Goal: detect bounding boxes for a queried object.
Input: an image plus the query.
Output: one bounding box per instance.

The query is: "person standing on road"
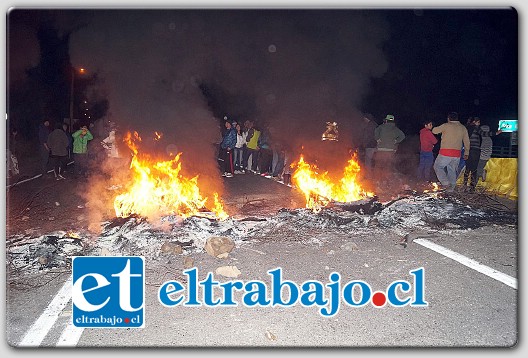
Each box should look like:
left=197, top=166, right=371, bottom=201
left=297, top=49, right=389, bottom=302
left=62, top=123, right=73, bottom=160
left=417, top=120, right=438, bottom=183
left=462, top=117, right=502, bottom=192
left=38, top=119, right=51, bottom=176
left=476, top=125, right=494, bottom=183
left=233, top=123, right=247, bottom=174
left=243, top=120, right=261, bottom=172
left=47, top=122, right=70, bottom=180
left=360, top=114, right=379, bottom=171
left=462, top=117, right=483, bottom=192
left=7, top=127, right=20, bottom=178
left=219, top=120, right=237, bottom=178
left=432, top=112, right=470, bottom=192
left=374, top=114, right=405, bottom=185
left=257, top=127, right=273, bottom=176
left=72, top=124, right=94, bottom=177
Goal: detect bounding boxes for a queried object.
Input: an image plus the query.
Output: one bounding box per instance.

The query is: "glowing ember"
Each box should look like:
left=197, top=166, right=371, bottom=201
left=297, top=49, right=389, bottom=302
left=114, top=131, right=228, bottom=220
left=154, top=131, right=163, bottom=141
left=423, top=182, right=441, bottom=193
left=292, top=154, right=374, bottom=212
left=66, top=230, right=81, bottom=239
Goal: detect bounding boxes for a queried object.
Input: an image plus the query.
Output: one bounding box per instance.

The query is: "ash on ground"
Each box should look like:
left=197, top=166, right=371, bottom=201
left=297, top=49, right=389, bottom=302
left=6, top=192, right=517, bottom=279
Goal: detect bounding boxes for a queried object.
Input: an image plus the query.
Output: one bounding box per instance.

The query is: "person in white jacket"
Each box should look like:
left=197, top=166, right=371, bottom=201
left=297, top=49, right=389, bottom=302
left=102, top=129, right=120, bottom=159
left=233, top=123, right=247, bottom=174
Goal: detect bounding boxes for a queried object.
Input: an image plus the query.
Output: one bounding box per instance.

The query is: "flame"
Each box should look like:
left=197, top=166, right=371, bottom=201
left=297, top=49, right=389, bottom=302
left=423, top=182, right=440, bottom=193
left=292, top=154, right=374, bottom=212
left=66, top=230, right=80, bottom=239
left=113, top=131, right=228, bottom=220
left=154, top=131, right=163, bottom=141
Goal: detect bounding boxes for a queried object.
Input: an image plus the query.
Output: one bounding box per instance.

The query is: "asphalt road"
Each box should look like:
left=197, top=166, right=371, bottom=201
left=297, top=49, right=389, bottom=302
left=3, top=172, right=520, bottom=349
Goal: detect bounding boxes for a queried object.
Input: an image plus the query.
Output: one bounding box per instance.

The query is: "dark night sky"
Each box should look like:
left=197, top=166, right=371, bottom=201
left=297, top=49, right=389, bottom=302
left=6, top=7, right=518, bottom=152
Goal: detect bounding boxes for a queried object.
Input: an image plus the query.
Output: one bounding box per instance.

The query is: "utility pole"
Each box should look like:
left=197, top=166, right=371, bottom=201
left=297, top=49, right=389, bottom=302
left=69, top=67, right=85, bottom=133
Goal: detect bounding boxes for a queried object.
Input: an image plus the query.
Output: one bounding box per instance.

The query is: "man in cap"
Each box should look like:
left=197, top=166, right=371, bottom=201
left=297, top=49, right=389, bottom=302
left=373, top=114, right=406, bottom=184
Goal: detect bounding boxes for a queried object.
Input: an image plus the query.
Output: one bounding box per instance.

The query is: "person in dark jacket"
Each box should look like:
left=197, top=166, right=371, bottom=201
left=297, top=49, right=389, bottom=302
left=220, top=120, right=237, bottom=178
left=374, top=114, right=405, bottom=183
left=47, top=122, right=70, bottom=179
left=462, top=117, right=501, bottom=192
left=360, top=114, right=378, bottom=170
left=38, top=119, right=51, bottom=176
left=62, top=123, right=73, bottom=160
left=257, top=127, right=273, bottom=176
left=477, top=125, right=494, bottom=182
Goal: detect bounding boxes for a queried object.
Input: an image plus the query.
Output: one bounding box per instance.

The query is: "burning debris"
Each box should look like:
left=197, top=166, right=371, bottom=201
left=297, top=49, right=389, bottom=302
left=291, top=154, right=374, bottom=212
left=321, top=121, right=339, bottom=141
left=113, top=131, right=228, bottom=220
left=6, top=173, right=516, bottom=280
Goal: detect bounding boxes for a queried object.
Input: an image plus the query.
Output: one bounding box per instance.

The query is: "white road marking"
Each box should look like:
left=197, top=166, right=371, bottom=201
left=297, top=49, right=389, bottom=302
left=7, top=161, right=75, bottom=189
left=18, top=276, right=73, bottom=347
left=56, top=320, right=84, bottom=347
left=414, top=238, right=517, bottom=289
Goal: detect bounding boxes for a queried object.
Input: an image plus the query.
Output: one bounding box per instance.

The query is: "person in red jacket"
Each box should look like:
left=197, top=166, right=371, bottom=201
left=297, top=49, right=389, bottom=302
left=417, top=120, right=438, bottom=182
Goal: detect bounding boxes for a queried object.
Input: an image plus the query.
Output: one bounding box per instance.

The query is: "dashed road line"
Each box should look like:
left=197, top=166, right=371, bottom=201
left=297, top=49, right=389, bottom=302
left=414, top=238, right=517, bottom=289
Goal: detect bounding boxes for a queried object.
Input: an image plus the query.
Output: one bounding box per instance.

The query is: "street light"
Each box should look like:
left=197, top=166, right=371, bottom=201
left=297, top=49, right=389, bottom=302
left=69, top=67, right=86, bottom=133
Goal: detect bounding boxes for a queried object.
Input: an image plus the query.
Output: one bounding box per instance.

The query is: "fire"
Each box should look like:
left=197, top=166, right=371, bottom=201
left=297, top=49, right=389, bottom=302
left=66, top=230, right=80, bottom=239
left=292, top=154, right=374, bottom=212
left=154, top=131, right=163, bottom=141
left=113, top=131, right=228, bottom=220
left=423, top=182, right=441, bottom=197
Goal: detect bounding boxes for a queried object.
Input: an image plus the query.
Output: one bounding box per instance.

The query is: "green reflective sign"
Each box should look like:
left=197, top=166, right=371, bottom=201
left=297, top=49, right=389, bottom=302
left=498, top=120, right=518, bottom=132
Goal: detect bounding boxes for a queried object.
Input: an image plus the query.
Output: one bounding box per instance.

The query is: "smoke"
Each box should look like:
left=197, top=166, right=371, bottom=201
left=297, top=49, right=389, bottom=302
left=68, top=10, right=389, bottom=213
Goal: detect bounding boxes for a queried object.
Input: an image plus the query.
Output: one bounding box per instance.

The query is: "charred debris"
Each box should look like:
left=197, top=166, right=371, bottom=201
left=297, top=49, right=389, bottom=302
left=6, top=190, right=516, bottom=279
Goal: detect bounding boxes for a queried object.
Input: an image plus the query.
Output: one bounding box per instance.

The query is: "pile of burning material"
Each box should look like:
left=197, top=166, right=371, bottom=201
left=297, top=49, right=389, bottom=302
left=291, top=154, right=374, bottom=212
left=6, top=191, right=515, bottom=279
left=113, top=131, right=227, bottom=220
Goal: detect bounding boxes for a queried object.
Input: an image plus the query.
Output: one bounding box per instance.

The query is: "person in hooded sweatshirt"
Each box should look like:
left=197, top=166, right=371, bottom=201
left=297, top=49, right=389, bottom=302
left=374, top=114, right=406, bottom=183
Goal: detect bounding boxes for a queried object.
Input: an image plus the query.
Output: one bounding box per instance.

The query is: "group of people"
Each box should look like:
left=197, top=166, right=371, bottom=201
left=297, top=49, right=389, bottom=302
left=430, top=113, right=500, bottom=192
left=37, top=118, right=115, bottom=180
left=17, top=110, right=500, bottom=196
left=360, top=111, right=501, bottom=193
left=39, top=118, right=94, bottom=180
left=218, top=118, right=292, bottom=184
